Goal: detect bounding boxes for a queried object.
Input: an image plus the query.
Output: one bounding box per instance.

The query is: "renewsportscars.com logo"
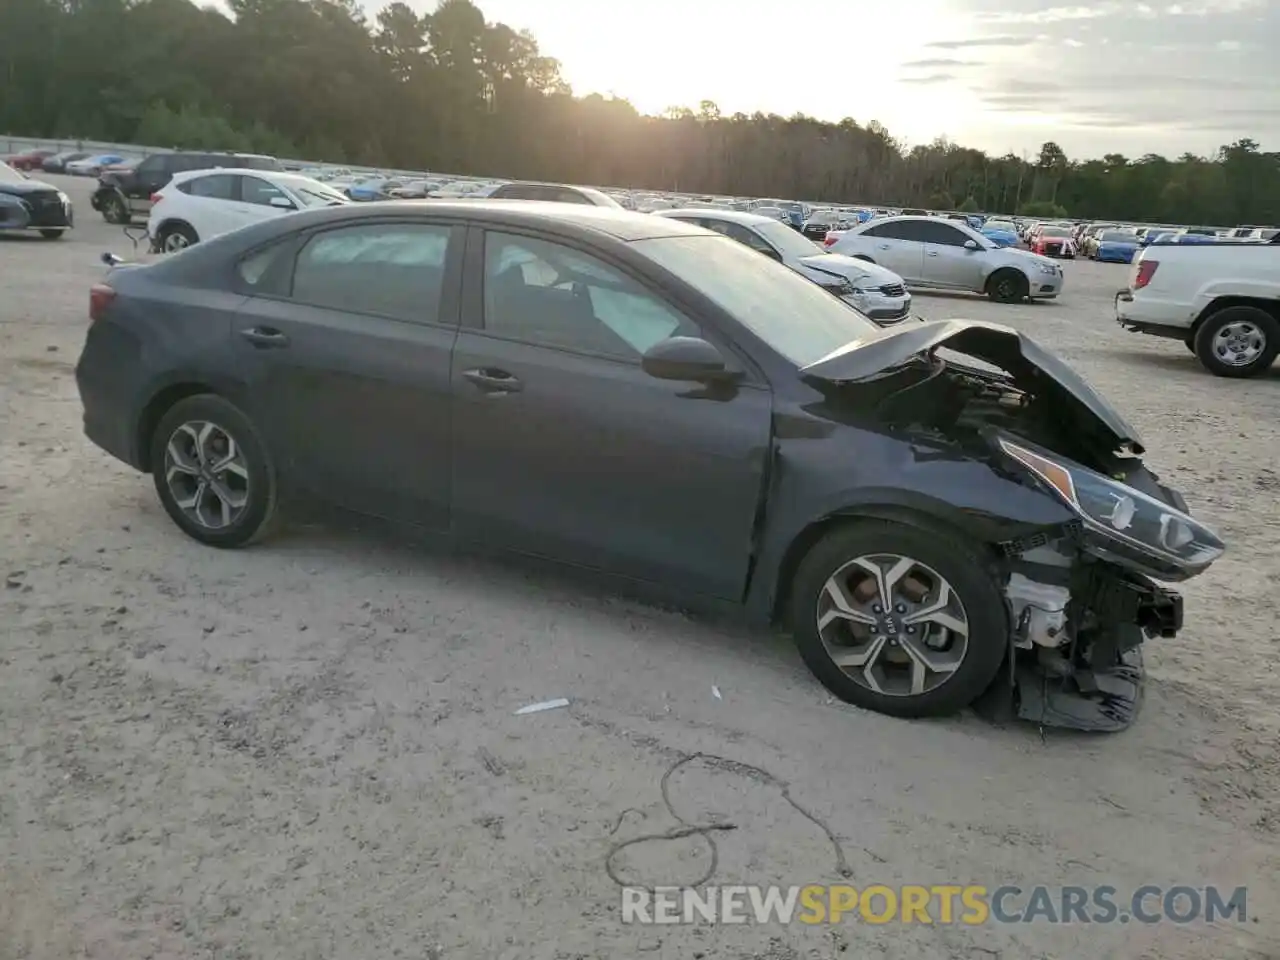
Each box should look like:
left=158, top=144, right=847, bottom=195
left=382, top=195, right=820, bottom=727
left=621, top=885, right=1248, bottom=926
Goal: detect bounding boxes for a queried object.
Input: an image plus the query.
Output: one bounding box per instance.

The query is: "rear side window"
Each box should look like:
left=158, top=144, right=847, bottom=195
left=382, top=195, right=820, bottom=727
left=290, top=223, right=452, bottom=324
left=181, top=174, right=238, bottom=200
left=862, top=221, right=927, bottom=241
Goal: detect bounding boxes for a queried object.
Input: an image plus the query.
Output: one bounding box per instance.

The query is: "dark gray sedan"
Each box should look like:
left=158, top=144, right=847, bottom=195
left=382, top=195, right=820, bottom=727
left=75, top=201, right=1223, bottom=728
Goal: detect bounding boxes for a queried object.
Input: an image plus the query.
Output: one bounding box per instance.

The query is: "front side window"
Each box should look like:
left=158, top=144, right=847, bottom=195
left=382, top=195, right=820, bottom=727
left=291, top=223, right=452, bottom=324
left=482, top=232, right=698, bottom=361
left=917, top=221, right=972, bottom=246
left=241, top=176, right=293, bottom=208
left=185, top=174, right=237, bottom=200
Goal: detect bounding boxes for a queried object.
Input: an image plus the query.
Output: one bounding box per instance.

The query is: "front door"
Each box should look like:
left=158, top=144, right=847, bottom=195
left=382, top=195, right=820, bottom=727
left=919, top=220, right=986, bottom=290
left=450, top=227, right=772, bottom=600
left=232, top=220, right=463, bottom=528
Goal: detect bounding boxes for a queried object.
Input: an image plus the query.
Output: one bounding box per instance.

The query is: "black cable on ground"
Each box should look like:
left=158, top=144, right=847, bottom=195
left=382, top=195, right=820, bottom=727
left=604, top=752, right=852, bottom=890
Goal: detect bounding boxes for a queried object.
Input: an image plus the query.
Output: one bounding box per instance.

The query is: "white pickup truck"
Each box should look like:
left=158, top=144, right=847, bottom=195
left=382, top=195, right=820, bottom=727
left=1115, top=236, right=1280, bottom=377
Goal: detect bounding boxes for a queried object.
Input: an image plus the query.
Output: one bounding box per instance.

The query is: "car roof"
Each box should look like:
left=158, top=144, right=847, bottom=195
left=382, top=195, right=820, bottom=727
left=657, top=208, right=778, bottom=228
left=208, top=199, right=708, bottom=243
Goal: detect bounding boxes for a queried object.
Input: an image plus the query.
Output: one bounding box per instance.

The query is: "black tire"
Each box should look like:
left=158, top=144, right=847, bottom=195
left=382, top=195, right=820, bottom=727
left=788, top=519, right=1008, bottom=719
left=986, top=268, right=1028, bottom=304
left=156, top=221, right=198, bottom=253
left=1192, top=305, right=1280, bottom=378
left=101, top=194, right=129, bottom=224
left=149, top=394, right=279, bottom=548
left=39, top=229, right=64, bottom=240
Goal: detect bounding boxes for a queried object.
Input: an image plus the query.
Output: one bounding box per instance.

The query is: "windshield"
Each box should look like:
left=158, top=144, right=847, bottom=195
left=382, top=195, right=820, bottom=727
left=1039, top=227, right=1070, bottom=238
left=755, top=219, right=824, bottom=258
left=290, top=180, right=350, bottom=207
left=635, top=234, right=882, bottom=368
left=985, top=220, right=1015, bottom=231
left=1100, top=231, right=1135, bottom=242
left=0, top=161, right=26, bottom=184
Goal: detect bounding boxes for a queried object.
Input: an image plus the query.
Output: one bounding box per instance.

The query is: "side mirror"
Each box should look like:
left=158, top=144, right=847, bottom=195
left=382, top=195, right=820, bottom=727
left=963, top=239, right=980, bottom=251
left=269, top=196, right=295, bottom=209
left=642, top=336, right=735, bottom=382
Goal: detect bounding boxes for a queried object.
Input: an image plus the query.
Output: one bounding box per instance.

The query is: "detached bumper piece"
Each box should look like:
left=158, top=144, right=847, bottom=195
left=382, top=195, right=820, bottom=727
left=994, top=568, right=1181, bottom=732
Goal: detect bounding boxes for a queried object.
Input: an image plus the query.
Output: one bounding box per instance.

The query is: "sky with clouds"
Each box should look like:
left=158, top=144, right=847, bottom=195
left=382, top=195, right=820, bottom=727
left=393, top=0, right=1277, bottom=159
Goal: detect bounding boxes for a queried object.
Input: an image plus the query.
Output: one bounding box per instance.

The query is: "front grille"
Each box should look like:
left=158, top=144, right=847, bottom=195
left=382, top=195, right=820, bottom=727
left=879, top=283, right=907, bottom=297
left=1043, top=242, right=1063, bottom=255
left=24, top=191, right=70, bottom=228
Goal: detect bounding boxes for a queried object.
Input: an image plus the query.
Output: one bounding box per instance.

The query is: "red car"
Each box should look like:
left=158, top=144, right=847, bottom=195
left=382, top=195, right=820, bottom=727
left=4, top=149, right=57, bottom=171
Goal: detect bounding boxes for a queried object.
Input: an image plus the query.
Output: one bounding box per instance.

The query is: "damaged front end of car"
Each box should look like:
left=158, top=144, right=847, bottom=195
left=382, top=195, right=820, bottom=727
left=802, top=319, right=1226, bottom=731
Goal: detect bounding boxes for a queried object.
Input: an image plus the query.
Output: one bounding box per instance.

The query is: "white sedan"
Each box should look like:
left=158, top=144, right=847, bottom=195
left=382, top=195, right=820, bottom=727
left=147, top=168, right=349, bottom=253
left=655, top=208, right=914, bottom=324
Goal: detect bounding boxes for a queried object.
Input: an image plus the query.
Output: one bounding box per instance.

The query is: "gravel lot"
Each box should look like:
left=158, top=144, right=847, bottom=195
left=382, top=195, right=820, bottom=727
left=2, top=174, right=1278, bottom=960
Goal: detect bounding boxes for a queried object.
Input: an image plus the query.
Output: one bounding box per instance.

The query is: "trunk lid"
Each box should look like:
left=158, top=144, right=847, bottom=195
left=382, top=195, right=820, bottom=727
left=800, top=318, right=1145, bottom=454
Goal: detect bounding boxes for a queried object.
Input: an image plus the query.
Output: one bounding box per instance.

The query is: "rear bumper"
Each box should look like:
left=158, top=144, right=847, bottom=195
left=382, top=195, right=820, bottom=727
left=1114, top=290, right=1192, bottom=336
left=75, top=320, right=148, bottom=471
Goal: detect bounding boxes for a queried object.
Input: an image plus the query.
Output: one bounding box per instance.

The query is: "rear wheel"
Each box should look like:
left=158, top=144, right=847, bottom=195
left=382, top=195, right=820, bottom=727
left=986, top=268, right=1028, bottom=303
left=157, top=221, right=198, bottom=253
left=149, top=394, right=278, bottom=547
left=101, top=193, right=129, bottom=224
left=39, top=229, right=64, bottom=240
left=1193, top=305, right=1280, bottom=378
left=789, top=520, right=1008, bottom=718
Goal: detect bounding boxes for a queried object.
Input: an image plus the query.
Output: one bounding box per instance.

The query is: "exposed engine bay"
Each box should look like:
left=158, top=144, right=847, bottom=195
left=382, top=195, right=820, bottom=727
left=803, top=324, right=1202, bottom=731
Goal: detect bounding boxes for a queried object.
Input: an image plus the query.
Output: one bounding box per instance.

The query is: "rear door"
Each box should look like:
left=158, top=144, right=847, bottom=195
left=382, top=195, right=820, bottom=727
left=449, top=227, right=773, bottom=599
left=175, top=173, right=242, bottom=240
left=855, top=221, right=926, bottom=281
left=231, top=219, right=463, bottom=528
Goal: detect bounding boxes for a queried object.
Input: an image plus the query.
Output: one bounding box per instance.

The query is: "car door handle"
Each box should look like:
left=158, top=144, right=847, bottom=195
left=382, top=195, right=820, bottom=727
left=462, top=368, right=522, bottom=393
left=926, top=251, right=940, bottom=257
left=877, top=244, right=890, bottom=250
left=239, top=326, right=289, bottom=348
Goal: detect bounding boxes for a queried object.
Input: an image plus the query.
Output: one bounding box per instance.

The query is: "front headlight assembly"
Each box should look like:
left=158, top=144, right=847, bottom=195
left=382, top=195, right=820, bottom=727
left=1037, top=262, right=1058, bottom=275
left=999, top=437, right=1225, bottom=577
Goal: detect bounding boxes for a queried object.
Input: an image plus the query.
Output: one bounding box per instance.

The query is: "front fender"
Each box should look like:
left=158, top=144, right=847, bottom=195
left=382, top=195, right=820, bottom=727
left=743, top=428, right=1077, bottom=622
left=0, top=193, right=33, bottom=230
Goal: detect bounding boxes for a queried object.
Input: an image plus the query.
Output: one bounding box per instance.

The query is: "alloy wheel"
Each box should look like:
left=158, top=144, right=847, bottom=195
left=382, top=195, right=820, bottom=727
left=815, top=553, right=970, bottom=697
left=162, top=231, right=190, bottom=252
left=1211, top=320, right=1265, bottom=368
left=162, top=421, right=250, bottom=530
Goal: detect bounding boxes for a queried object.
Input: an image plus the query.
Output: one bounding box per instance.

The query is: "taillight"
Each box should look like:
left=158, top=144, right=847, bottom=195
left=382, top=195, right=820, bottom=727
left=1134, top=260, right=1159, bottom=290
left=89, top=283, right=115, bottom=323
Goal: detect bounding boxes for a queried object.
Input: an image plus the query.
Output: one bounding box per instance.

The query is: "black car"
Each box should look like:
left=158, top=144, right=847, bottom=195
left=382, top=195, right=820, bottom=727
left=91, top=150, right=281, bottom=224
left=0, top=161, right=73, bottom=238
left=74, top=202, right=1223, bottom=729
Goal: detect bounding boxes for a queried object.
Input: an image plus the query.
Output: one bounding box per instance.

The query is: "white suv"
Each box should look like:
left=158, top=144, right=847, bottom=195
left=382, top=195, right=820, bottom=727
left=829, top=215, right=1064, bottom=303
left=147, top=168, right=348, bottom=253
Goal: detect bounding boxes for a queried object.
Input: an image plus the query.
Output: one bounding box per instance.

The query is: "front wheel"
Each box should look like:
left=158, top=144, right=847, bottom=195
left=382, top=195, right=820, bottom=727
left=986, top=268, right=1028, bottom=303
left=1193, top=305, right=1280, bottom=378
left=39, top=229, right=64, bottom=240
left=149, top=394, right=279, bottom=547
left=101, top=193, right=129, bottom=224
left=788, top=520, right=1009, bottom=718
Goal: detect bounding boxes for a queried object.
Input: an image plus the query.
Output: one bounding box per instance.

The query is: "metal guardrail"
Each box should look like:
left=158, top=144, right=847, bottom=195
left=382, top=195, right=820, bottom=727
left=0, top=134, right=486, bottom=184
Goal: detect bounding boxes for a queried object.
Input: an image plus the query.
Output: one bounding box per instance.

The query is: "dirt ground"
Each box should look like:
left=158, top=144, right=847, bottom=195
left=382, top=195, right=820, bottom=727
left=1, top=175, right=1278, bottom=960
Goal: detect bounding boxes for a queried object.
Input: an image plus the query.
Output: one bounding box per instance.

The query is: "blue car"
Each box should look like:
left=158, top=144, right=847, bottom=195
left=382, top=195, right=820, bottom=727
left=1093, top=230, right=1140, bottom=263
left=981, top=220, right=1019, bottom=248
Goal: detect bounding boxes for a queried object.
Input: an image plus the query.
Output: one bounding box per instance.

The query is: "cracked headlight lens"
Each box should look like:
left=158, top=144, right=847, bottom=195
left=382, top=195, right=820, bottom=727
left=999, top=437, right=1225, bottom=572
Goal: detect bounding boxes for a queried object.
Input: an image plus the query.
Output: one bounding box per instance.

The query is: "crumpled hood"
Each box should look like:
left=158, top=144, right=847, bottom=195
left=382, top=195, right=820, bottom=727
left=798, top=252, right=905, bottom=288
left=800, top=318, right=1145, bottom=454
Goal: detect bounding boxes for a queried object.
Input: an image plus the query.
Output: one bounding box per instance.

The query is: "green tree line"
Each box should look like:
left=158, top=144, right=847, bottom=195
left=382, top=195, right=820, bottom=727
left=3, top=0, right=1277, bottom=224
